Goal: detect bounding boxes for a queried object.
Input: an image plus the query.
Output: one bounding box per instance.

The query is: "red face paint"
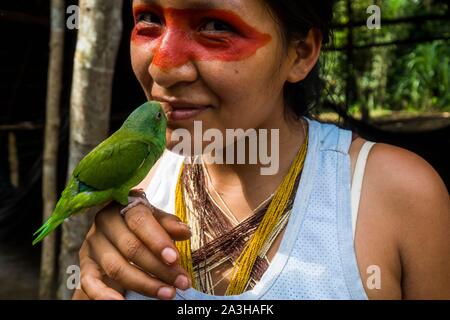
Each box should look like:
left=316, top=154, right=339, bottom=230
left=131, top=4, right=272, bottom=70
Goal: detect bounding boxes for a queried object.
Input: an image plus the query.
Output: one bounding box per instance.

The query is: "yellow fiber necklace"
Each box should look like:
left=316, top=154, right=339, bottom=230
left=175, top=130, right=308, bottom=295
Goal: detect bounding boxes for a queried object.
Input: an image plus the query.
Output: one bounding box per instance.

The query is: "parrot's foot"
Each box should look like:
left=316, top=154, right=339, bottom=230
left=120, top=189, right=151, bottom=217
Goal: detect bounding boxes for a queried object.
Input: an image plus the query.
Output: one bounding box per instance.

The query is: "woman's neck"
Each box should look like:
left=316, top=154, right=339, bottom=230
left=201, top=114, right=307, bottom=222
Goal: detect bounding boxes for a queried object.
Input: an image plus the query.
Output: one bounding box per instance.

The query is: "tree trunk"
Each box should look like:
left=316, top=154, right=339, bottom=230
left=7, top=132, right=19, bottom=187
left=57, top=0, right=123, bottom=300
left=345, top=0, right=355, bottom=117
left=40, top=0, right=65, bottom=300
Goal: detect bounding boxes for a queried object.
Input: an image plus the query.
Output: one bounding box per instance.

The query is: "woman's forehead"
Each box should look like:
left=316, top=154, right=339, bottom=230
left=133, top=0, right=263, bottom=14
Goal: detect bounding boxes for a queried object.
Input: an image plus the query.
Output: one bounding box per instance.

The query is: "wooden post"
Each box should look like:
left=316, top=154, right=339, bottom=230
left=39, top=0, right=65, bottom=300
left=57, top=0, right=123, bottom=300
left=7, top=132, right=19, bottom=187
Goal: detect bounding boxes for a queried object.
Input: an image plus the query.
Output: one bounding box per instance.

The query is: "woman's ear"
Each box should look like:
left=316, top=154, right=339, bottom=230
left=286, top=28, right=323, bottom=83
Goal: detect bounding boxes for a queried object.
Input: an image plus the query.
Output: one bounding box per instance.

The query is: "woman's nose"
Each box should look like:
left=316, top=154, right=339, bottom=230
left=148, top=30, right=199, bottom=88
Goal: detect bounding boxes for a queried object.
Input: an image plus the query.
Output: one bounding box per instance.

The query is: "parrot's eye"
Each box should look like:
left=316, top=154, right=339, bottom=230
left=156, top=112, right=162, bottom=120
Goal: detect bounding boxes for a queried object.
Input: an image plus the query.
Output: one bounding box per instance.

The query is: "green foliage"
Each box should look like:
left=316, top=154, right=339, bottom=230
left=320, top=0, right=450, bottom=115
left=389, top=41, right=450, bottom=111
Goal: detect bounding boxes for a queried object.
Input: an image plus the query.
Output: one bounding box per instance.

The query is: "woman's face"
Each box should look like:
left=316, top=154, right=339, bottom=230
left=131, top=0, right=298, bottom=151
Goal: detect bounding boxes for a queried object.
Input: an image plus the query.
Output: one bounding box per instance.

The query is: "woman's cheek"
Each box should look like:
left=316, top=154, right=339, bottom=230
left=130, top=24, right=162, bottom=69
left=130, top=43, right=156, bottom=92
left=208, top=62, right=261, bottom=107
left=131, top=38, right=155, bottom=67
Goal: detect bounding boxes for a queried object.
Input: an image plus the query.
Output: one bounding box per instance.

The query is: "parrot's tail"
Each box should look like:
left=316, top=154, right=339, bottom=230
left=32, top=216, right=65, bottom=245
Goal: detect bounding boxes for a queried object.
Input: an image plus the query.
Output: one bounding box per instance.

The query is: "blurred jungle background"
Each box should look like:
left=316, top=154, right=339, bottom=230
left=0, top=0, right=449, bottom=299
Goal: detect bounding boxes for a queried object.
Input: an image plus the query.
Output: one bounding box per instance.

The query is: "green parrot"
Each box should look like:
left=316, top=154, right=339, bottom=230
left=33, top=101, right=167, bottom=245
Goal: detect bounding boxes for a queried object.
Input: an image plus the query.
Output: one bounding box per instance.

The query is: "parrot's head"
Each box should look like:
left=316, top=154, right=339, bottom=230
left=122, top=101, right=167, bottom=149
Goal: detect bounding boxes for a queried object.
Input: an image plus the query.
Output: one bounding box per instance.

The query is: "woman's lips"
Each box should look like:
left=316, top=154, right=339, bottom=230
left=166, top=104, right=212, bottom=122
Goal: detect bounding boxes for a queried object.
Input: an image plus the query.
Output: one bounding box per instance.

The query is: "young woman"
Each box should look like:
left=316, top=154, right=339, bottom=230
left=73, top=0, right=450, bottom=300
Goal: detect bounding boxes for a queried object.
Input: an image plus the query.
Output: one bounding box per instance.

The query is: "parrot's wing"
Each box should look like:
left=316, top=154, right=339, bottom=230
left=73, top=139, right=152, bottom=190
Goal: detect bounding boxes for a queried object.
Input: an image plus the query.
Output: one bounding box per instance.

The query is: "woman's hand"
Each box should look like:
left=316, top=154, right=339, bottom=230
left=75, top=196, right=192, bottom=300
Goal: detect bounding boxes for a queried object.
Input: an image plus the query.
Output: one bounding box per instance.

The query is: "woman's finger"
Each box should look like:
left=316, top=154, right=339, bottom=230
left=151, top=206, right=192, bottom=241
left=79, top=242, right=125, bottom=300
left=96, top=207, right=191, bottom=290
left=88, top=231, right=177, bottom=300
left=119, top=204, right=182, bottom=266
left=127, top=190, right=191, bottom=241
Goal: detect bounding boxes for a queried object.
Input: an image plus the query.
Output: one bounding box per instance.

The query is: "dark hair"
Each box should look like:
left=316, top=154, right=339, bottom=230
left=263, top=1, right=335, bottom=120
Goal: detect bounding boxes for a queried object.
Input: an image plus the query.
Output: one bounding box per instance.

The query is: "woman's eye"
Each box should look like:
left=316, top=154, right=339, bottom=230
left=136, top=12, right=163, bottom=25
left=200, top=20, right=235, bottom=33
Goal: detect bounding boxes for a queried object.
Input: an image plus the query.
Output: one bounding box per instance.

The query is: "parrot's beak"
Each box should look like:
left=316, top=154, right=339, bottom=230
left=161, top=106, right=168, bottom=121
left=159, top=101, right=171, bottom=119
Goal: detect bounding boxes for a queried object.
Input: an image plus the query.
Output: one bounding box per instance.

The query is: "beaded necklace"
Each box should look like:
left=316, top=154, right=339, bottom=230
left=175, top=124, right=308, bottom=295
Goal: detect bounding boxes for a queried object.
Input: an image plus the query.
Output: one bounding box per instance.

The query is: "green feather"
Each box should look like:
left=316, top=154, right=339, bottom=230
left=32, top=216, right=65, bottom=245
left=33, top=101, right=167, bottom=245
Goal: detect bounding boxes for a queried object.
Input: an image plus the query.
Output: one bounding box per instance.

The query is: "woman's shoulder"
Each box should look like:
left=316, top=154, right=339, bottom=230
left=352, top=137, right=449, bottom=221
left=348, top=133, right=449, bottom=227
left=365, top=140, right=449, bottom=243
left=354, top=138, right=450, bottom=298
left=363, top=141, right=448, bottom=209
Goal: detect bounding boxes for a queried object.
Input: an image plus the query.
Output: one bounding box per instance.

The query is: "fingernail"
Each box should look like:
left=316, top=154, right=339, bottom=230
left=161, top=247, right=177, bottom=264
left=180, top=223, right=192, bottom=236
left=178, top=222, right=191, bottom=231
left=174, top=275, right=190, bottom=290
left=157, top=287, right=174, bottom=300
